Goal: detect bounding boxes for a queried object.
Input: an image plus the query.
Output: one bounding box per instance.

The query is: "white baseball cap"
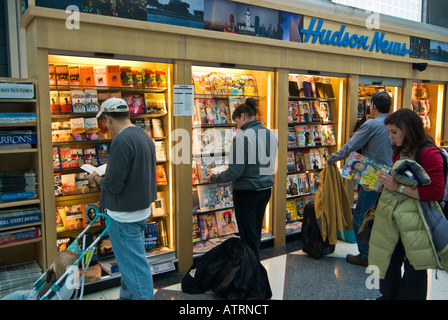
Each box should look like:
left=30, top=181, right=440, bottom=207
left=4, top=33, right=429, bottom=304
left=96, top=97, right=129, bottom=118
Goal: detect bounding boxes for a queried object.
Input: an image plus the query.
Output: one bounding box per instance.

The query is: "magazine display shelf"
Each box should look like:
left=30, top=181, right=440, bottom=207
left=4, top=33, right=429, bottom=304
left=191, top=66, right=275, bottom=255
left=0, top=78, right=46, bottom=270
left=411, top=82, right=446, bottom=141
left=47, top=55, right=175, bottom=286
left=285, top=74, right=343, bottom=236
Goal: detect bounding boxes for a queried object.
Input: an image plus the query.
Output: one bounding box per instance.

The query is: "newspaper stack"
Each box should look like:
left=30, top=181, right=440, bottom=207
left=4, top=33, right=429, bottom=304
left=0, top=169, right=38, bottom=202
left=0, top=261, right=42, bottom=298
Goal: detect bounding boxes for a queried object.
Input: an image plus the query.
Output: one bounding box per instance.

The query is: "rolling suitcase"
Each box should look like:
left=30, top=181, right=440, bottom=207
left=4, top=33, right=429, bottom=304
left=301, top=201, right=335, bottom=259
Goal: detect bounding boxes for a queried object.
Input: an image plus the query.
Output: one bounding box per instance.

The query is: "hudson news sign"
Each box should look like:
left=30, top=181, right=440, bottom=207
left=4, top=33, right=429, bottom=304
left=300, top=18, right=412, bottom=57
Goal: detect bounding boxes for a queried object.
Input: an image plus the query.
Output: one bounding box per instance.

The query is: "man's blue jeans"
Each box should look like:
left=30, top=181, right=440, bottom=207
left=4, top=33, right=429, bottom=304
left=107, top=217, right=154, bottom=300
left=353, top=188, right=381, bottom=259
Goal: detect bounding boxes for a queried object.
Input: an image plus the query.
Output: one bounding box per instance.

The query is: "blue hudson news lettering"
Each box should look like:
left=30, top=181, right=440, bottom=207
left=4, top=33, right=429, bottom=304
left=300, top=18, right=412, bottom=56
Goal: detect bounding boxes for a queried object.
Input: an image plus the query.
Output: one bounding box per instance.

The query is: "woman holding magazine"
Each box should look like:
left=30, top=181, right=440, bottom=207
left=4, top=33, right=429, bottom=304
left=375, top=108, right=444, bottom=300
left=204, top=98, right=278, bottom=260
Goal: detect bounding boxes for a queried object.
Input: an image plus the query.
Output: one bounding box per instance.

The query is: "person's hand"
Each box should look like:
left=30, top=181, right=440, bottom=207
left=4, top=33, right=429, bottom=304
left=204, top=172, right=213, bottom=182
left=87, top=172, right=99, bottom=184
left=378, top=171, right=399, bottom=191
left=327, top=154, right=338, bottom=165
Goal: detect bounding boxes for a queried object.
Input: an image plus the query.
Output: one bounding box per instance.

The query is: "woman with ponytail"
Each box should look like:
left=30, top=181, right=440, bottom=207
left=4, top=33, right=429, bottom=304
left=205, top=98, right=278, bottom=260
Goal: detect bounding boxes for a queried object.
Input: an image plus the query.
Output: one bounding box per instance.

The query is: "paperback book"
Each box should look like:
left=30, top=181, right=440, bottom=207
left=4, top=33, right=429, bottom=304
left=80, top=163, right=107, bottom=176
left=152, top=192, right=166, bottom=216
left=71, top=90, right=87, bottom=113
left=70, top=117, right=86, bottom=141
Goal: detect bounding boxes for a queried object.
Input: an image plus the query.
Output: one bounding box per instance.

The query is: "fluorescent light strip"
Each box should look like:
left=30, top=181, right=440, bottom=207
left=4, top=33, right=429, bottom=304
left=167, top=65, right=174, bottom=249
left=435, top=84, right=444, bottom=145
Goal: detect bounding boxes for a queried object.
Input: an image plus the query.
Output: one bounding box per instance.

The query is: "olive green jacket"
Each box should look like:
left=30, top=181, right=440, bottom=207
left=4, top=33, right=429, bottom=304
left=369, top=159, right=448, bottom=279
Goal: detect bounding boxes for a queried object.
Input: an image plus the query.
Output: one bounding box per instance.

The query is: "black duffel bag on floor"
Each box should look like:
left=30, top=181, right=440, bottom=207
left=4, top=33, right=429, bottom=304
left=181, top=237, right=272, bottom=300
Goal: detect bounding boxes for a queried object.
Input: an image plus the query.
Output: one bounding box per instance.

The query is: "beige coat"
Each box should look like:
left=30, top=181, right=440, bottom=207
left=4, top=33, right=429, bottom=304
left=314, top=164, right=353, bottom=245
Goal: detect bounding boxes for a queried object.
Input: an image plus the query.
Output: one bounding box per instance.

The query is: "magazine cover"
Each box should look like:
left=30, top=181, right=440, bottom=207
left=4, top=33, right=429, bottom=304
left=192, top=72, right=211, bottom=95
left=286, top=174, right=299, bottom=198
left=287, top=127, right=298, bottom=148
left=341, top=151, right=391, bottom=191
left=192, top=215, right=201, bottom=243
left=209, top=72, right=230, bottom=95
left=216, top=208, right=238, bottom=236
left=309, top=171, right=321, bottom=194
left=214, top=127, right=232, bottom=153
left=294, top=150, right=306, bottom=171
left=297, top=173, right=310, bottom=195
left=295, top=198, right=305, bottom=219
left=319, top=101, right=331, bottom=122
left=199, top=213, right=219, bottom=240
left=287, top=151, right=296, bottom=172
left=215, top=99, right=231, bottom=124
left=298, top=101, right=311, bottom=122
left=288, top=101, right=300, bottom=123
left=286, top=199, right=298, bottom=222
left=197, top=184, right=217, bottom=211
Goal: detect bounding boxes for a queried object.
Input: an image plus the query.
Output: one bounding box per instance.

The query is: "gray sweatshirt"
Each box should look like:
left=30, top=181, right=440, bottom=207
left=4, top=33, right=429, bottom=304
left=99, top=126, right=157, bottom=212
left=211, top=119, right=278, bottom=190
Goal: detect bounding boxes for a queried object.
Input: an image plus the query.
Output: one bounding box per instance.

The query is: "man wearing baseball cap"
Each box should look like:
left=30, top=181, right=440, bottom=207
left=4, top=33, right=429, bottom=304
left=87, top=97, right=157, bottom=300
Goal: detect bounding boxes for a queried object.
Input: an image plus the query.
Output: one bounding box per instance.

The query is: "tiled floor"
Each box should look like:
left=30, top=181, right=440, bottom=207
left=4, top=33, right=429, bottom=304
left=83, top=240, right=448, bottom=300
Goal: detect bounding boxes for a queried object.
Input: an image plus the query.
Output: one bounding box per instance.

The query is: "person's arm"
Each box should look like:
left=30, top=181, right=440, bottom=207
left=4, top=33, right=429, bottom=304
left=87, top=172, right=102, bottom=185
left=417, top=147, right=444, bottom=201
left=378, top=147, right=444, bottom=201
left=208, top=134, right=246, bottom=183
left=327, top=122, right=373, bottom=164
left=378, top=171, right=420, bottom=199
left=99, top=140, right=131, bottom=194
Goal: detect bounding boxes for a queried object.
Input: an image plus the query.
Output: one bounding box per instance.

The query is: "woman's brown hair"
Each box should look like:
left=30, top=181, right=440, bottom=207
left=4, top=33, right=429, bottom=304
left=384, top=108, right=434, bottom=157
left=231, top=98, right=260, bottom=121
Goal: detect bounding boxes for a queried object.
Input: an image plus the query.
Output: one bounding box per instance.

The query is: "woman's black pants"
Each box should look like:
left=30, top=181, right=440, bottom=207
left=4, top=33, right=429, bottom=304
left=379, top=239, right=428, bottom=300
left=233, top=188, right=271, bottom=260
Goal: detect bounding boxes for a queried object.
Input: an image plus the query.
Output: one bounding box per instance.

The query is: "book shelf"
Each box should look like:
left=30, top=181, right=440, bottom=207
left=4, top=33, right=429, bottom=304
left=191, top=66, right=274, bottom=255
left=286, top=74, right=345, bottom=235
left=0, top=78, right=46, bottom=271
left=46, top=55, right=175, bottom=283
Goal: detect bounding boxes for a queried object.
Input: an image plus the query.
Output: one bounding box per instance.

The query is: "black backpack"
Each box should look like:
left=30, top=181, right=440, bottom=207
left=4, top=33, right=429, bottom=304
left=415, top=143, right=448, bottom=219
left=181, top=237, right=272, bottom=300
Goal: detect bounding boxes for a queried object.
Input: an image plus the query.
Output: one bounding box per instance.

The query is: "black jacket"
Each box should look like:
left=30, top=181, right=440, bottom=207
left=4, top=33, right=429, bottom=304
left=181, top=237, right=272, bottom=300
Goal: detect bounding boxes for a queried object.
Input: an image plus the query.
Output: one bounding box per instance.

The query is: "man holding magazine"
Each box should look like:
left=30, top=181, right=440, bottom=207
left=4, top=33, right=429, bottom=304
left=327, top=91, right=392, bottom=267
left=87, top=97, right=157, bottom=300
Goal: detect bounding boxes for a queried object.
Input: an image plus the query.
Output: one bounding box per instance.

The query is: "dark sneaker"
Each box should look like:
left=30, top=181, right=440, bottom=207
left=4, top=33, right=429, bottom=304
left=346, top=254, right=368, bottom=267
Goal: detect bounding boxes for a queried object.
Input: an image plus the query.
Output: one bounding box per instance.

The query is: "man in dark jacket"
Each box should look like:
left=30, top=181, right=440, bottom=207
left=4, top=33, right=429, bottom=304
left=87, top=97, right=157, bottom=300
